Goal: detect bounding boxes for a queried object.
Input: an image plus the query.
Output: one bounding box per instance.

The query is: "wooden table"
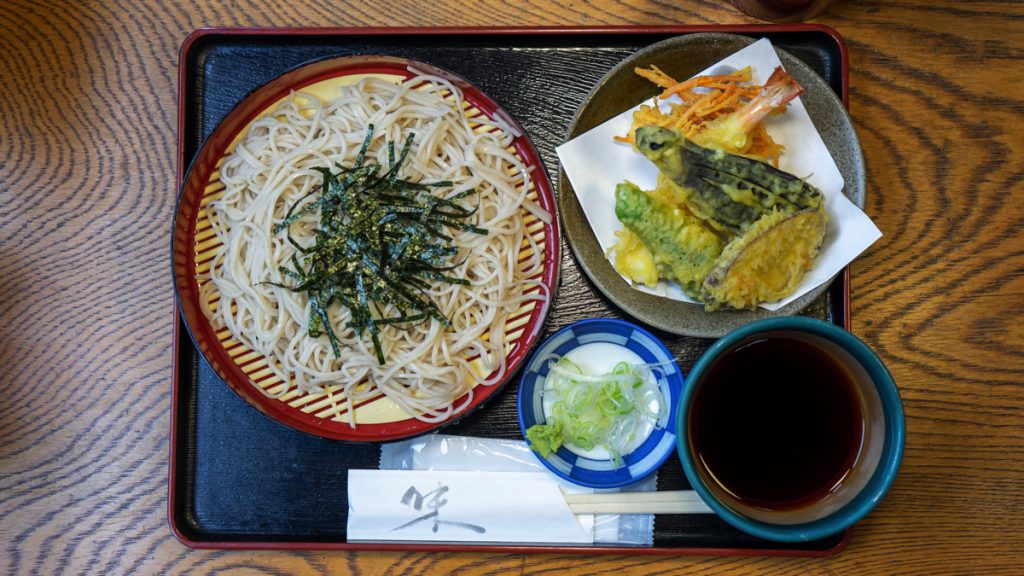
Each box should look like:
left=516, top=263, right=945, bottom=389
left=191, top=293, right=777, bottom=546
left=2, top=1, right=1022, bottom=574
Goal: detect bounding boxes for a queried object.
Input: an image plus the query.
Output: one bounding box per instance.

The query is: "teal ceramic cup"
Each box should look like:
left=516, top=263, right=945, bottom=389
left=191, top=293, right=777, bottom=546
left=676, top=316, right=904, bottom=542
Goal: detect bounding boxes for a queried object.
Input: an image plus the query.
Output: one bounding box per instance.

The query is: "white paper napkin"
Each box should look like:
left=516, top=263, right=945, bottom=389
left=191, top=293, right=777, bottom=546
left=556, top=38, right=882, bottom=310
left=347, top=470, right=594, bottom=544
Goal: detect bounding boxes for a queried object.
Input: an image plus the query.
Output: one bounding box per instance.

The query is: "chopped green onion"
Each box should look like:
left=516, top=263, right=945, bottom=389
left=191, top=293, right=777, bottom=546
left=526, top=356, right=667, bottom=467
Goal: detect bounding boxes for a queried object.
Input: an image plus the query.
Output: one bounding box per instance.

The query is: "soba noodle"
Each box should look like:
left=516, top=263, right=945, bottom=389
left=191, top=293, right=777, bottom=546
left=199, top=72, right=550, bottom=424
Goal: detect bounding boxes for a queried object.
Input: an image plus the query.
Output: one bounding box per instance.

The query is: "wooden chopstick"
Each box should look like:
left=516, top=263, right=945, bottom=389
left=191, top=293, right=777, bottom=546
left=563, top=490, right=714, bottom=514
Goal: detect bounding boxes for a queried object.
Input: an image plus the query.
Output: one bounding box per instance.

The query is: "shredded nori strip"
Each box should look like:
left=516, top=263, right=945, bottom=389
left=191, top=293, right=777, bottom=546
left=267, top=126, right=486, bottom=365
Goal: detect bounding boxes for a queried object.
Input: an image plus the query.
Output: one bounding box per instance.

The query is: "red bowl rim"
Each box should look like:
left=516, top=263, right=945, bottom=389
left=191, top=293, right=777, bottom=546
left=171, top=54, right=561, bottom=442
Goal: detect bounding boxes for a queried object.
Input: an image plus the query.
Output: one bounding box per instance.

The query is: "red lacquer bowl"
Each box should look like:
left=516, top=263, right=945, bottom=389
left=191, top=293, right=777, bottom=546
left=171, top=55, right=560, bottom=442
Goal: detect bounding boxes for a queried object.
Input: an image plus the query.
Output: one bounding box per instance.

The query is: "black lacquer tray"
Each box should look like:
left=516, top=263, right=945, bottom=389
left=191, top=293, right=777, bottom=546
left=170, top=25, right=852, bottom=555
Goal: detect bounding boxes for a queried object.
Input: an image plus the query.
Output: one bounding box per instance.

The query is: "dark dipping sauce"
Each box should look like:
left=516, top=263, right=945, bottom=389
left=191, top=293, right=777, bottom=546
left=689, top=333, right=864, bottom=510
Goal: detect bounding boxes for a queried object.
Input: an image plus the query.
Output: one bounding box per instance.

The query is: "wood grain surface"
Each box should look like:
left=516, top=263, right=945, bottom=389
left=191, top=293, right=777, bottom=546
left=2, top=1, right=1023, bottom=574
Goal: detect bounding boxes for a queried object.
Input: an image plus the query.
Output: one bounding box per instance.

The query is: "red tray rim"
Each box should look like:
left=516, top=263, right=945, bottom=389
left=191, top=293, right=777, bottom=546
left=169, top=23, right=853, bottom=556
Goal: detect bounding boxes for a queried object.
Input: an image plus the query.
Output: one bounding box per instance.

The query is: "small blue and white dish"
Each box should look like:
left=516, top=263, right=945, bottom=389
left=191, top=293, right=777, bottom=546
left=517, top=318, right=683, bottom=488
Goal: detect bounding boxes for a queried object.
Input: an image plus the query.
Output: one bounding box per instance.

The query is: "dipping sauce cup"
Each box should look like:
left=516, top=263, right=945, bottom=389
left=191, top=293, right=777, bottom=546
left=676, top=316, right=904, bottom=542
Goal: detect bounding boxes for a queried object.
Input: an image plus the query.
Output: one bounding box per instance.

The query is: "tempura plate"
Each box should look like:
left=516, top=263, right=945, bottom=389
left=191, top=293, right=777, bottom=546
left=558, top=33, right=865, bottom=337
